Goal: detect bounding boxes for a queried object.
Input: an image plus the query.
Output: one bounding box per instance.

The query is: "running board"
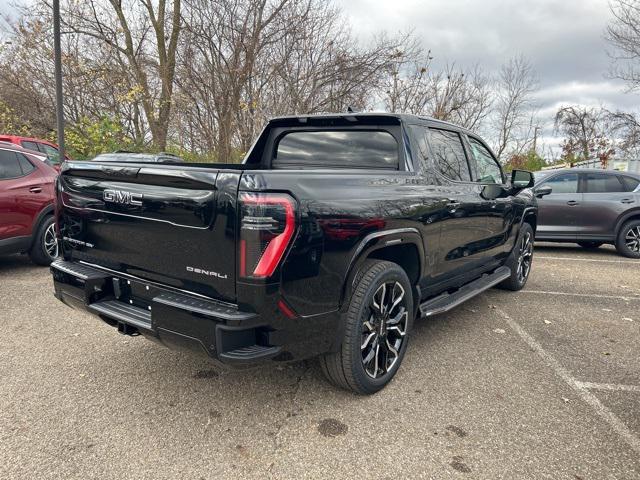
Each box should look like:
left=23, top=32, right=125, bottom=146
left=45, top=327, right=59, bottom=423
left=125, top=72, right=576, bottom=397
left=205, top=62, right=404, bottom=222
left=419, top=266, right=511, bottom=317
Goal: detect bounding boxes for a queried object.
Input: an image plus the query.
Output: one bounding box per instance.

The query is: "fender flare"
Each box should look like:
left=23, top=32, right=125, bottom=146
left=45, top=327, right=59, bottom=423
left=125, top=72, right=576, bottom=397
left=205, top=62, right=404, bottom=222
left=340, top=227, right=424, bottom=308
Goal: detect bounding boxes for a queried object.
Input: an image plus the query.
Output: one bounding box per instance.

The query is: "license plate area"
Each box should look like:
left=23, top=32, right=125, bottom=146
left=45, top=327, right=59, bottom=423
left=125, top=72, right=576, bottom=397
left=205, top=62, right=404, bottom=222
left=112, top=277, right=156, bottom=312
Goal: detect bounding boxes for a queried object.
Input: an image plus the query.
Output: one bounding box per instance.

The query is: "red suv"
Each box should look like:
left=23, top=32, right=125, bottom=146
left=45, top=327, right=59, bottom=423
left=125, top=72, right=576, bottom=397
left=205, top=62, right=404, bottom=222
left=0, top=135, right=68, bottom=170
left=0, top=142, right=59, bottom=265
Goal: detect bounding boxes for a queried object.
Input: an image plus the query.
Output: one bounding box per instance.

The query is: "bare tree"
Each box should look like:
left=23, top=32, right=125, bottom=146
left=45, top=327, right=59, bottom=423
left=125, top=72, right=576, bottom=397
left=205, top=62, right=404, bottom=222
left=429, top=64, right=493, bottom=130
left=60, top=0, right=182, bottom=149
left=492, top=55, right=538, bottom=160
left=554, top=106, right=615, bottom=166
left=382, top=36, right=434, bottom=114
left=606, top=0, right=640, bottom=92
left=607, top=110, right=640, bottom=157
left=380, top=41, right=493, bottom=131
left=177, top=0, right=401, bottom=160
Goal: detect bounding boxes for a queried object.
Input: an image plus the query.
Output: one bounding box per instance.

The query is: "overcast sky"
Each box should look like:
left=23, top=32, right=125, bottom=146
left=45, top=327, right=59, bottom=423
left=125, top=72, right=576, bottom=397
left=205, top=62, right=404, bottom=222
left=1, top=0, right=635, bottom=152
left=339, top=0, right=637, bottom=150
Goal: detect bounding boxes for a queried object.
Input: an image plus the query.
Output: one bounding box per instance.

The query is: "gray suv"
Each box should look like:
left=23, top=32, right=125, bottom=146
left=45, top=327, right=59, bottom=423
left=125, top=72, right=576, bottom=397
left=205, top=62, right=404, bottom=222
left=533, top=168, right=640, bottom=258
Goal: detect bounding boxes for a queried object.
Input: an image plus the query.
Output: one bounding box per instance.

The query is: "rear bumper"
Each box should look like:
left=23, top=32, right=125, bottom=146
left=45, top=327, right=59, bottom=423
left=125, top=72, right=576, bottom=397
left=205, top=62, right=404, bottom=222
left=51, top=260, right=339, bottom=365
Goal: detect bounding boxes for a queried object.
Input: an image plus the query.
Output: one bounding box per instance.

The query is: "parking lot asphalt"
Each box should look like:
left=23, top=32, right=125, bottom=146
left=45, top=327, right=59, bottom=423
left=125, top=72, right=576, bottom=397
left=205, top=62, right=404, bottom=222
left=1, top=243, right=639, bottom=479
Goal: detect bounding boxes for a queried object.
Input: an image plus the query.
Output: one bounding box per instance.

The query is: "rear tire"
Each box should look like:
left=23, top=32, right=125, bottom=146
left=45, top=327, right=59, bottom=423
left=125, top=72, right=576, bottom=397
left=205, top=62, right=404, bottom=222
left=497, top=223, right=534, bottom=291
left=320, top=260, right=413, bottom=395
left=28, top=216, right=59, bottom=266
left=615, top=220, right=640, bottom=259
left=578, top=241, right=603, bottom=250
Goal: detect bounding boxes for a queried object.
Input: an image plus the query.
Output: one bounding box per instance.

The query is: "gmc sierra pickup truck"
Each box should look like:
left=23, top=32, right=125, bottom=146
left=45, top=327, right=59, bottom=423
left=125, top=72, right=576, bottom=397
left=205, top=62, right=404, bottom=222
left=51, top=113, right=538, bottom=394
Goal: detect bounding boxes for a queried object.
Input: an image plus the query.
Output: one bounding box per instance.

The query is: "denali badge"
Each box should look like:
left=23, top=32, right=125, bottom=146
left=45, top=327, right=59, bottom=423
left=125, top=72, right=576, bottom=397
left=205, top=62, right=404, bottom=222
left=103, top=189, right=143, bottom=206
left=186, top=266, right=228, bottom=279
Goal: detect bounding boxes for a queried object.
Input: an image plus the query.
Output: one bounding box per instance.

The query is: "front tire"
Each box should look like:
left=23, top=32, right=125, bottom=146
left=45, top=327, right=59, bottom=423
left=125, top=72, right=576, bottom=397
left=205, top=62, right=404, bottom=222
left=28, top=216, right=59, bottom=266
left=615, top=220, right=640, bottom=259
left=320, top=260, right=413, bottom=395
left=497, top=223, right=534, bottom=291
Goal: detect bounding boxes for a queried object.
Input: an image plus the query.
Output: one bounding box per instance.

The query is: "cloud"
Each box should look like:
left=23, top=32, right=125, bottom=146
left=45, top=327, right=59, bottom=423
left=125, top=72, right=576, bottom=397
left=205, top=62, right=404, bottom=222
left=339, top=0, right=640, bottom=115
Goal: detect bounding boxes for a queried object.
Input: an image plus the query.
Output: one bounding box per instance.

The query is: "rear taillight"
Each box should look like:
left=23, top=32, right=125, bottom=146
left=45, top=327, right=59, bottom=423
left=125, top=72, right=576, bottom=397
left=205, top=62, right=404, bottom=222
left=239, top=193, right=296, bottom=279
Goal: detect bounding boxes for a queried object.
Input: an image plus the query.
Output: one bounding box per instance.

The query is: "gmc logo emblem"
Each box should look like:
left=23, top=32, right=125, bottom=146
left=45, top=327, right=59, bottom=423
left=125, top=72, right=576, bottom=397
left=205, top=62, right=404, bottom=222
left=103, top=189, right=143, bottom=206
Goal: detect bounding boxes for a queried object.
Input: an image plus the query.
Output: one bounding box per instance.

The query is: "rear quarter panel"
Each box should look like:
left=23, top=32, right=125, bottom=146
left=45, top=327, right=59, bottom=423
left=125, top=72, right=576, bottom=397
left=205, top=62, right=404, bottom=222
left=239, top=170, right=444, bottom=316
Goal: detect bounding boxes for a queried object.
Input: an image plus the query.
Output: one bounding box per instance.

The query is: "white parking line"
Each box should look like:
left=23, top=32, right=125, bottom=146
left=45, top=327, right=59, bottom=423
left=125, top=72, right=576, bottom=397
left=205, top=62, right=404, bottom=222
left=576, top=381, right=640, bottom=393
left=494, top=305, right=640, bottom=456
left=536, top=256, right=640, bottom=265
left=518, top=290, right=640, bottom=301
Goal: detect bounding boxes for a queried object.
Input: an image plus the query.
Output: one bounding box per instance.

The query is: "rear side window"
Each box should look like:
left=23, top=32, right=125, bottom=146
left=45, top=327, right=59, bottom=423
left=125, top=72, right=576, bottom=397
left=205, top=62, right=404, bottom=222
left=621, top=176, right=640, bottom=192
left=0, top=150, right=24, bottom=179
left=584, top=173, right=625, bottom=193
left=40, top=143, right=61, bottom=162
left=544, top=173, right=578, bottom=194
left=467, top=137, right=503, bottom=184
left=21, top=141, right=40, bottom=152
left=273, top=130, right=399, bottom=170
left=16, top=153, right=35, bottom=174
left=427, top=129, right=471, bottom=182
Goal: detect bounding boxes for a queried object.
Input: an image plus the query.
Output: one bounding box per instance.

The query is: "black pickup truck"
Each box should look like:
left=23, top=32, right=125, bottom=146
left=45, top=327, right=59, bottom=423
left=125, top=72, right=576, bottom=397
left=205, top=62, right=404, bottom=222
left=51, top=113, right=537, bottom=394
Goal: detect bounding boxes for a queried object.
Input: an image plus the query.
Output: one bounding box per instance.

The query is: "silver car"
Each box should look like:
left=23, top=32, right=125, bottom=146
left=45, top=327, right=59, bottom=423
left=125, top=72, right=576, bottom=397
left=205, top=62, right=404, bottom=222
left=533, top=168, right=640, bottom=258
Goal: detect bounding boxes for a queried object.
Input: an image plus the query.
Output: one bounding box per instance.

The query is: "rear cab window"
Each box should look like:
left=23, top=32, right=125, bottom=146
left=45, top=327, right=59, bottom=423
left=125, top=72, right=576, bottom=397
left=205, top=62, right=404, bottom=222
left=273, top=130, right=399, bottom=170
left=244, top=115, right=406, bottom=171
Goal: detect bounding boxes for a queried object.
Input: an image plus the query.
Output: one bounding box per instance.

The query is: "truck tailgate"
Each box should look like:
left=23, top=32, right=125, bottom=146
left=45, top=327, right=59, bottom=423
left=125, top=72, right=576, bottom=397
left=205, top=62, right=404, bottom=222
left=57, top=163, right=241, bottom=302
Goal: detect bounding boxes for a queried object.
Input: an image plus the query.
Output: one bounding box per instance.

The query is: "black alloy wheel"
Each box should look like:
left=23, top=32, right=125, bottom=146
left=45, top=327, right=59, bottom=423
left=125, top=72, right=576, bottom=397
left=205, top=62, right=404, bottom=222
left=361, top=280, right=409, bottom=379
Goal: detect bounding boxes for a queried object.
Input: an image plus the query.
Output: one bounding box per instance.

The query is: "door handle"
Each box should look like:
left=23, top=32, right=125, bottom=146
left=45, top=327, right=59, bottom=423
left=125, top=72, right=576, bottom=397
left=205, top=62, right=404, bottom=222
left=29, top=187, right=42, bottom=194
left=621, top=198, right=635, bottom=204
left=447, top=199, right=461, bottom=210
left=566, top=200, right=579, bottom=206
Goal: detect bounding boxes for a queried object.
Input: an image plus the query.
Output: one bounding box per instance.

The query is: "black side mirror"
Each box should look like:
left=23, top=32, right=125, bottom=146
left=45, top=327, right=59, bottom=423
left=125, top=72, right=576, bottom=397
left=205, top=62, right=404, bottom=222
left=511, top=169, right=535, bottom=190
left=534, top=185, right=552, bottom=198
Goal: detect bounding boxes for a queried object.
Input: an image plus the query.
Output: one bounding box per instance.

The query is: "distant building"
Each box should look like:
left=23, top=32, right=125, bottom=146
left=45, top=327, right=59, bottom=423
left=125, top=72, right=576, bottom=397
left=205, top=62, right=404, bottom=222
left=543, top=158, right=640, bottom=173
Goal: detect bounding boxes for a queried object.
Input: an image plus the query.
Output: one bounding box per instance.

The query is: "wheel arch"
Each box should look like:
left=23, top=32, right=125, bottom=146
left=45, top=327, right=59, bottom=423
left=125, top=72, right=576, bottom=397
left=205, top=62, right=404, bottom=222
left=340, top=228, right=424, bottom=311
left=523, top=208, right=537, bottom=233
left=614, top=208, right=640, bottom=236
left=29, top=204, right=54, bottom=250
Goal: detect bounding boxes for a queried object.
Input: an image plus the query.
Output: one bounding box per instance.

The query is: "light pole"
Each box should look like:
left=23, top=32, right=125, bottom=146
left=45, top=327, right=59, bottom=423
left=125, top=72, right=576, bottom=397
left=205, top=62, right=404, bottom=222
left=53, top=0, right=65, bottom=159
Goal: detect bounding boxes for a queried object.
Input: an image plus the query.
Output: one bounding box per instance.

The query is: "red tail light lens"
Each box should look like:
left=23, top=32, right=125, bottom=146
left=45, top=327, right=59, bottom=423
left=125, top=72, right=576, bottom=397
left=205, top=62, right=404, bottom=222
left=239, top=193, right=296, bottom=279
